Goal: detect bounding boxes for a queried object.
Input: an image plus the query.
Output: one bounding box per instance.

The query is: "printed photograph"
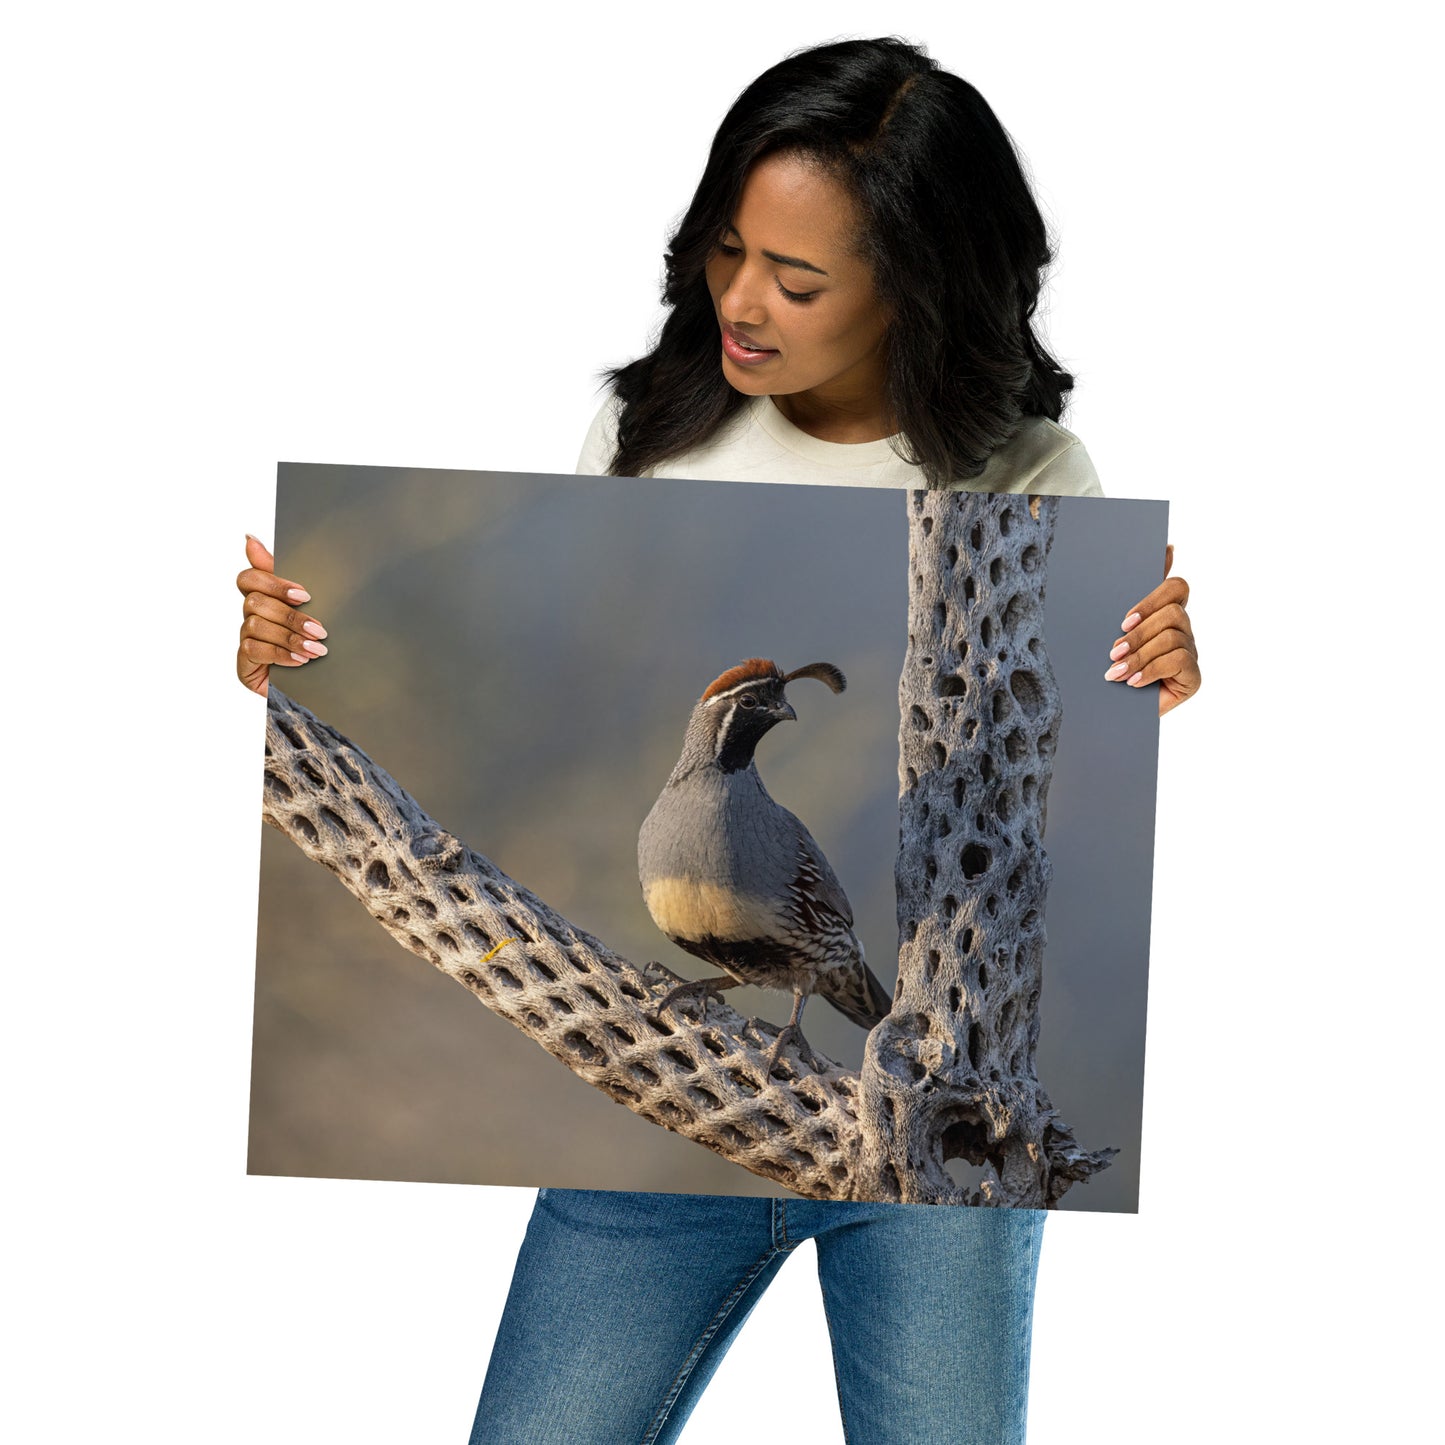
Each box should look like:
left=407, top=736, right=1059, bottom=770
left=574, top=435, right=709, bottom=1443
left=250, top=464, right=1164, bottom=1212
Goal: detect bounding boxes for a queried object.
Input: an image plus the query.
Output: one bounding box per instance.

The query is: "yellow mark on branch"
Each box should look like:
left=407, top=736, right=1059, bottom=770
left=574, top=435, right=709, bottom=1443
left=479, top=938, right=520, bottom=962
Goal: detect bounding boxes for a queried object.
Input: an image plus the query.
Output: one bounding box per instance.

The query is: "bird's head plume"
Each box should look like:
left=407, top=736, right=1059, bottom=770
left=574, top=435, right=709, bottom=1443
left=700, top=657, right=847, bottom=703
left=668, top=657, right=848, bottom=776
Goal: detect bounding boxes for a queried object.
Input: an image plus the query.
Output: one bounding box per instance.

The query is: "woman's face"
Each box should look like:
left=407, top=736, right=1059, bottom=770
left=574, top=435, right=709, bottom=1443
left=704, top=152, right=891, bottom=420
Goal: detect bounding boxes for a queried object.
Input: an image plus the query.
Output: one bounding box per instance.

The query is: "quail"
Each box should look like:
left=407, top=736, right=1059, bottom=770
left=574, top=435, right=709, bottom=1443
left=638, top=657, right=892, bottom=1074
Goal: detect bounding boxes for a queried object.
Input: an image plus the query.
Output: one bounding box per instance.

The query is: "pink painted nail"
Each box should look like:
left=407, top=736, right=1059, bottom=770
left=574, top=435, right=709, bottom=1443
left=286, top=587, right=312, bottom=603
left=1121, top=612, right=1141, bottom=631
left=1109, top=641, right=1130, bottom=661
left=1126, top=671, right=1144, bottom=686
left=302, top=620, right=328, bottom=639
left=289, top=651, right=308, bottom=663
left=1105, top=661, right=1130, bottom=681
left=301, top=640, right=328, bottom=656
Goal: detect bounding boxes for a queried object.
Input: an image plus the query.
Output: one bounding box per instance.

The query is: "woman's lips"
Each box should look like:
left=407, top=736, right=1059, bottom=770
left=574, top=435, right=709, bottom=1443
left=721, top=324, right=779, bottom=366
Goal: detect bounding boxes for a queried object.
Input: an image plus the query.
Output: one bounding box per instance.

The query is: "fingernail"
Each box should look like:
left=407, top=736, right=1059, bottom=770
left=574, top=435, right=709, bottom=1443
left=1109, top=641, right=1130, bottom=661
left=290, top=651, right=308, bottom=663
left=302, top=620, right=327, bottom=639
left=286, top=587, right=311, bottom=603
left=245, top=532, right=258, bottom=542
left=1126, top=671, right=1144, bottom=686
left=301, top=640, right=328, bottom=656
left=1121, top=612, right=1141, bottom=631
left=1105, top=661, right=1130, bottom=681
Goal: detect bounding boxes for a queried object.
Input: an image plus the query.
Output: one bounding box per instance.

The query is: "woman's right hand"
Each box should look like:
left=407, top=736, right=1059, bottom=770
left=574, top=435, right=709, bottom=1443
left=236, top=534, right=328, bottom=696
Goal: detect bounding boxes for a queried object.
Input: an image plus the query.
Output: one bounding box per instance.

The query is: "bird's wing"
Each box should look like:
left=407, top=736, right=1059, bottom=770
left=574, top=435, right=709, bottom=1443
left=784, top=816, right=893, bottom=1030
left=783, top=816, right=856, bottom=932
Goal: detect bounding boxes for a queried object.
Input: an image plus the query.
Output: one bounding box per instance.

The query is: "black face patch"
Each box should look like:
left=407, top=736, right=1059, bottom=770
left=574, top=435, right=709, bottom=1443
left=713, top=686, right=789, bottom=772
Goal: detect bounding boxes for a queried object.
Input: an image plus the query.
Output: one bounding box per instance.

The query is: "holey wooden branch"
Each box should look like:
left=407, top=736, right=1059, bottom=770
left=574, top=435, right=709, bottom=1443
left=263, top=691, right=868, bottom=1200
left=857, top=492, right=1115, bottom=1206
left=261, top=491, right=1113, bottom=1207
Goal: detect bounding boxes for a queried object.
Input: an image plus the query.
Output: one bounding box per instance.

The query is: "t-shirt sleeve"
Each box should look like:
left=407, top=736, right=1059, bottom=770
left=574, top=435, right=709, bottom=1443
left=1033, top=437, right=1105, bottom=498
left=576, top=394, right=623, bottom=476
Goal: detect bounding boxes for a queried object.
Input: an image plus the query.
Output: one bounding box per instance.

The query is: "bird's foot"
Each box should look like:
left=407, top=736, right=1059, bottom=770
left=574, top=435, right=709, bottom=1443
left=653, top=974, right=737, bottom=1023
left=764, top=1023, right=824, bottom=1078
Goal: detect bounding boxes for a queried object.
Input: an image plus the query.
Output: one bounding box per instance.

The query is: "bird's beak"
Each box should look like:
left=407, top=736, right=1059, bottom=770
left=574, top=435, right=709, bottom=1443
left=776, top=701, right=797, bottom=721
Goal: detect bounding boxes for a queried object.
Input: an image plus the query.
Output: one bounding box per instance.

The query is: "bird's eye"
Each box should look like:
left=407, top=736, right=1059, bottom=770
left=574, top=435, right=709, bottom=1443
left=739, top=695, right=758, bottom=709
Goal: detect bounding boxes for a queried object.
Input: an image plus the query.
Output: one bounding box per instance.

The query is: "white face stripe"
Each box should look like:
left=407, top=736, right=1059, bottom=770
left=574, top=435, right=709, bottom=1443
left=703, top=675, right=780, bottom=706
left=715, top=697, right=736, bottom=754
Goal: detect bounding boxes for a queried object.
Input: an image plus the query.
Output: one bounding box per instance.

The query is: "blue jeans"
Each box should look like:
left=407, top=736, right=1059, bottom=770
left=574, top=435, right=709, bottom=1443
left=470, top=1188, right=1045, bottom=1444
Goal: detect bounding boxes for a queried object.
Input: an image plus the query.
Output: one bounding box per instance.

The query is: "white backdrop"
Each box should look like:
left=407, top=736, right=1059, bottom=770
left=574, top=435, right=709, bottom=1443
left=7, top=3, right=1439, bottom=1441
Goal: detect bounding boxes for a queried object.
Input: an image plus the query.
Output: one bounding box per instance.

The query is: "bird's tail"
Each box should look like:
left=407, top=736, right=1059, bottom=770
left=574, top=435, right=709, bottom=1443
left=822, top=954, right=894, bottom=1031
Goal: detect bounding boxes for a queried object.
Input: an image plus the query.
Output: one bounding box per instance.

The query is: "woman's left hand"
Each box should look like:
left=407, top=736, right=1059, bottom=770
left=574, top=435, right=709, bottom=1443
left=1105, top=544, right=1200, bottom=716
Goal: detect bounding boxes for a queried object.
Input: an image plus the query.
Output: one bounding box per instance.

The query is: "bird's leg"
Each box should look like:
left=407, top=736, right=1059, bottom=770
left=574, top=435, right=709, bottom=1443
left=654, top=973, right=740, bottom=1023
left=765, top=991, right=823, bottom=1076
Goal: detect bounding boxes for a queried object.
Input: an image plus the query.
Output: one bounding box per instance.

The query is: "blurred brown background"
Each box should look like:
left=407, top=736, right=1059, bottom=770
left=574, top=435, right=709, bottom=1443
left=249, top=467, right=1164, bottom=1210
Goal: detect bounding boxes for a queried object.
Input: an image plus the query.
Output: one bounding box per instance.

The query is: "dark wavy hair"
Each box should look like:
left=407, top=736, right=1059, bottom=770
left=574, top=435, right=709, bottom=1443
left=606, top=37, right=1075, bottom=486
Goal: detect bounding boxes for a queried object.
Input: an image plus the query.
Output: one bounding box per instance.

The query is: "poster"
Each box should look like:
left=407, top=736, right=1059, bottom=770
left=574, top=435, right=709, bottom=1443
left=250, top=464, right=1163, bottom=1212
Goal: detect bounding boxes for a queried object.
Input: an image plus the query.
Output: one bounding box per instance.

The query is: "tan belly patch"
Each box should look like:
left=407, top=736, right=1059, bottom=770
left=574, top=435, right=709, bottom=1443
left=643, top=877, right=784, bottom=943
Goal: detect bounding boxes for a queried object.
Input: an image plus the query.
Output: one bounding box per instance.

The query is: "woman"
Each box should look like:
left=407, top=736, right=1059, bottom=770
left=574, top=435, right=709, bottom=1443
left=238, top=37, right=1198, bottom=1443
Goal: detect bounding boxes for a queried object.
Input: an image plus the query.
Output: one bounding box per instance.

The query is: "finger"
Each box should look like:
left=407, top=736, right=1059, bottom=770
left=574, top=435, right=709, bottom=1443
left=1108, top=628, right=1193, bottom=679
left=1159, top=685, right=1191, bottom=718
left=1164, top=543, right=1174, bottom=579
left=240, top=613, right=329, bottom=659
left=1120, top=573, right=1190, bottom=631
left=1107, top=602, right=1193, bottom=662
left=237, top=656, right=270, bottom=697
left=243, top=591, right=327, bottom=641
left=1125, top=647, right=1201, bottom=693
left=238, top=634, right=317, bottom=669
left=236, top=565, right=312, bottom=605
left=245, top=534, right=276, bottom=573
left=1105, top=628, right=1193, bottom=681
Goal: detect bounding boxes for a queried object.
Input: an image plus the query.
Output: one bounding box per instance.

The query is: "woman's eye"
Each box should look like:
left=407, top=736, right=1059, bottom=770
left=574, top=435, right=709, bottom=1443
left=716, top=241, right=742, bottom=257
left=775, top=279, right=818, bottom=304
